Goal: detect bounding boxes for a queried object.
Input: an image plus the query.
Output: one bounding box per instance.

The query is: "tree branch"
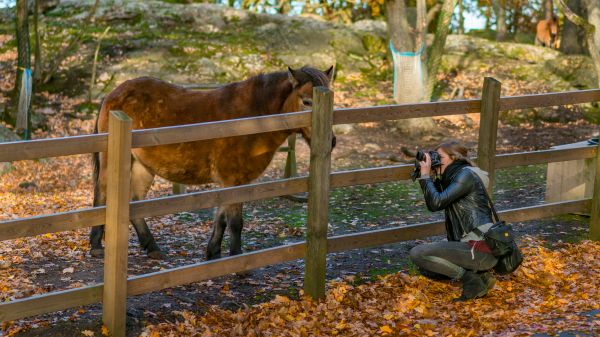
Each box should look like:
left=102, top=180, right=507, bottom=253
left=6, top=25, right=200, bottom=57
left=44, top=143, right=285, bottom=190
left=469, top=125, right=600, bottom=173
left=558, top=0, right=594, bottom=35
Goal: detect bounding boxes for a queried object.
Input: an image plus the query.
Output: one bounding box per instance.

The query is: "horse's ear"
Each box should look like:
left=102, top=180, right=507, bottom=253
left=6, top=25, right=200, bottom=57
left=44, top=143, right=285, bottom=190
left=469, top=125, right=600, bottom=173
left=325, top=65, right=335, bottom=83
left=287, top=67, right=299, bottom=87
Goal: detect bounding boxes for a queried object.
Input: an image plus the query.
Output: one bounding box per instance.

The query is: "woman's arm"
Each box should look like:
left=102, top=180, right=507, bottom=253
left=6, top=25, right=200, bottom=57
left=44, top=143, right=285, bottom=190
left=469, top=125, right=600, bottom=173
left=419, top=170, right=474, bottom=211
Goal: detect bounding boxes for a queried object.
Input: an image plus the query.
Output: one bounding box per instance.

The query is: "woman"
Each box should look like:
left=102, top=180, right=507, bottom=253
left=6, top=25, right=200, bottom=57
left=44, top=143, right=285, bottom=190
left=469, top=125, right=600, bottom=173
left=410, top=140, right=498, bottom=301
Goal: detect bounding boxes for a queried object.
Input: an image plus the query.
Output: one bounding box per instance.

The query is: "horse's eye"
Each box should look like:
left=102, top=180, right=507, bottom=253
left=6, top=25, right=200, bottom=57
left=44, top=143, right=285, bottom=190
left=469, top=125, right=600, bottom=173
left=302, top=99, right=312, bottom=107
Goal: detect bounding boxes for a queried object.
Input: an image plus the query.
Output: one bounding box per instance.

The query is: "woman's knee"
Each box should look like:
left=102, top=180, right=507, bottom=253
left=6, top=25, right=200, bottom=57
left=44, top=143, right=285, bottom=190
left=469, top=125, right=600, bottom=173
left=409, top=245, right=428, bottom=264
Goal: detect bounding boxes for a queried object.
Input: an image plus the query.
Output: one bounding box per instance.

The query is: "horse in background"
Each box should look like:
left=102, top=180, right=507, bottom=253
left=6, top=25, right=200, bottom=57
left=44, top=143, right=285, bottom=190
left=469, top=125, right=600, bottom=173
left=535, top=16, right=559, bottom=49
left=90, top=66, right=335, bottom=260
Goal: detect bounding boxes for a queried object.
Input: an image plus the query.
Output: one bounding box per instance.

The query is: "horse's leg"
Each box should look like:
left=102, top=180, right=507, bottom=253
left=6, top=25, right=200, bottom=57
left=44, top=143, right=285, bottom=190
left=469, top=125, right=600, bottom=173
left=206, top=206, right=227, bottom=260
left=226, top=203, right=244, bottom=256
left=129, top=158, right=164, bottom=260
left=90, top=152, right=107, bottom=258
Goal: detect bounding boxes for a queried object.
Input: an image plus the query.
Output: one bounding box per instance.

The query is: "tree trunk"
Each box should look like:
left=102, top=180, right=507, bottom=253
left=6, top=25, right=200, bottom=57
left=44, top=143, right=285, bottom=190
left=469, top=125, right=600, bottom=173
left=512, top=0, right=522, bottom=34
left=426, top=0, right=457, bottom=100
left=559, top=0, right=600, bottom=87
left=385, top=0, right=415, bottom=51
left=10, top=0, right=32, bottom=138
left=458, top=0, right=464, bottom=34
left=560, top=0, right=588, bottom=54
left=485, top=4, right=492, bottom=30
left=585, top=0, right=600, bottom=49
left=33, top=0, right=42, bottom=83
left=544, top=0, right=554, bottom=19
left=492, top=0, right=508, bottom=41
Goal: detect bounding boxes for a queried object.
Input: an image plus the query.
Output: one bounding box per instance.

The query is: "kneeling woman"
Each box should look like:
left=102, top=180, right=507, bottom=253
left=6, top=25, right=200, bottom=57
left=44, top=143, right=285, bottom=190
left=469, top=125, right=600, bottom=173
left=410, top=140, right=497, bottom=301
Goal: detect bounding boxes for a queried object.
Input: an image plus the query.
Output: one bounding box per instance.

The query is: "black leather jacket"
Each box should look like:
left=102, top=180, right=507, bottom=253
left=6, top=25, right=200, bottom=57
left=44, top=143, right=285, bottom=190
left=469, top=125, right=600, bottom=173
left=419, top=165, right=493, bottom=242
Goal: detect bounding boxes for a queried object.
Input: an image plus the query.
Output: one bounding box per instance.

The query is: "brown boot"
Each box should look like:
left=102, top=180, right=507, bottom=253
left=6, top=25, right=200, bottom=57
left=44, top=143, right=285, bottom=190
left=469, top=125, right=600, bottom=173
left=453, top=271, right=488, bottom=302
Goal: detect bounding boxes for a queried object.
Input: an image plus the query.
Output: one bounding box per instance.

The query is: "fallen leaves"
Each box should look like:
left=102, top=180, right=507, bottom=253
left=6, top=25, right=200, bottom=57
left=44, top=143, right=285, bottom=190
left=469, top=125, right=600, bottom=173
left=141, top=238, right=600, bottom=336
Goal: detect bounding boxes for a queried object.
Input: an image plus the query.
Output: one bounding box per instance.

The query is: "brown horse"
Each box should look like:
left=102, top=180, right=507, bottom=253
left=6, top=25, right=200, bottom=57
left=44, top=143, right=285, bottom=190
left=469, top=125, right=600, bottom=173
left=535, top=16, right=559, bottom=49
left=90, top=66, right=335, bottom=260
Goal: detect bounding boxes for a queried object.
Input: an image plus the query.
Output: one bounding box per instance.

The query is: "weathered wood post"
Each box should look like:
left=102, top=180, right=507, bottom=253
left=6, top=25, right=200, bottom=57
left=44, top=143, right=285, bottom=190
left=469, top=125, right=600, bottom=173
left=172, top=183, right=186, bottom=195
left=590, top=144, right=600, bottom=240
left=284, top=133, right=298, bottom=178
left=304, top=86, right=334, bottom=299
left=103, top=111, right=132, bottom=337
left=477, top=77, right=501, bottom=194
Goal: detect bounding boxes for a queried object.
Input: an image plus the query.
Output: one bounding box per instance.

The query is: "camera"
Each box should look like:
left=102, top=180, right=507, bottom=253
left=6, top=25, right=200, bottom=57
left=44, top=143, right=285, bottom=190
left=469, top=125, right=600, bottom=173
left=411, top=150, right=442, bottom=181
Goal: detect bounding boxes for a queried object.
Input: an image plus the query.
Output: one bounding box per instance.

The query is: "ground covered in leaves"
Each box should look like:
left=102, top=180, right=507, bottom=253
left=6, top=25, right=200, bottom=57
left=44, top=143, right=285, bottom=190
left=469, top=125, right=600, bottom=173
left=141, top=238, right=600, bottom=337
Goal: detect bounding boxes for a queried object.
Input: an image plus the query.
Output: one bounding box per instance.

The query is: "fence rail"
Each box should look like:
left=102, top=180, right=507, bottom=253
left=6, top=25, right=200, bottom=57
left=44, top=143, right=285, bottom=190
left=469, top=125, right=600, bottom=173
left=2, top=89, right=599, bottom=163
left=1, top=82, right=599, bottom=337
left=1, top=146, right=596, bottom=242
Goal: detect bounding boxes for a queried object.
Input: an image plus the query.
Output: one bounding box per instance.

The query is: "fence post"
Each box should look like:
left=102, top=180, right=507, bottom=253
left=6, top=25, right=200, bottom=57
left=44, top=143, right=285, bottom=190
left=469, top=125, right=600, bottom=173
left=477, top=77, right=501, bottom=194
left=103, top=110, right=132, bottom=337
left=172, top=183, right=186, bottom=195
left=591, top=144, right=600, bottom=240
left=304, top=86, right=334, bottom=299
left=284, top=133, right=298, bottom=178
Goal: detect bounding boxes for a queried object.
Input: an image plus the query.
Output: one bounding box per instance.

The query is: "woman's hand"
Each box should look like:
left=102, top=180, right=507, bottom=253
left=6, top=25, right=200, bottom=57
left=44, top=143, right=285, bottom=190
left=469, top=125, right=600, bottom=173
left=420, top=153, right=432, bottom=177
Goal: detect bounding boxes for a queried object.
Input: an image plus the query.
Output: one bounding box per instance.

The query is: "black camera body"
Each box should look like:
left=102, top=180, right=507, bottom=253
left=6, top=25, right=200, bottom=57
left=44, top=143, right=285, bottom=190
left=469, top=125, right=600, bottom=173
left=411, top=150, right=442, bottom=181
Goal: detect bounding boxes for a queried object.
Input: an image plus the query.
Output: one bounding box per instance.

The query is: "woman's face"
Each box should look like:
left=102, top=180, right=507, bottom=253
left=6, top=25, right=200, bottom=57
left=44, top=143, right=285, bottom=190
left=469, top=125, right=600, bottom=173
left=437, top=148, right=454, bottom=174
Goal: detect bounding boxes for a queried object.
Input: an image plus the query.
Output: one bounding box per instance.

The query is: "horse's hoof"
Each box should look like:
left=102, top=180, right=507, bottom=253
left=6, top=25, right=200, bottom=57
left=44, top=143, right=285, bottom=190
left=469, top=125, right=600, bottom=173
left=90, top=248, right=104, bottom=258
left=206, top=252, right=221, bottom=260
left=148, top=250, right=166, bottom=260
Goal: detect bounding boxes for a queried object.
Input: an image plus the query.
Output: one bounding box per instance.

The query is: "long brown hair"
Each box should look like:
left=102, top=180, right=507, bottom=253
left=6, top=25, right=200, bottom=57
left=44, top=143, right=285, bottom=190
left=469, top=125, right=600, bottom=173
left=435, top=140, right=476, bottom=166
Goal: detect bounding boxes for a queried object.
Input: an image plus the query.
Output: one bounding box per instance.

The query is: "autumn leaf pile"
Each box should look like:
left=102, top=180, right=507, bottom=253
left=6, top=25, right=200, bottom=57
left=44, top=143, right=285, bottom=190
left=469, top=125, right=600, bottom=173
left=141, top=237, right=600, bottom=336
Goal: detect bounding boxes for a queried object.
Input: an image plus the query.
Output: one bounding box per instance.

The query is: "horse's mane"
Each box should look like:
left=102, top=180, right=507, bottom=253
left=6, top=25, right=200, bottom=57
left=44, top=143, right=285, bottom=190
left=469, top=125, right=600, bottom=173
left=222, top=67, right=330, bottom=115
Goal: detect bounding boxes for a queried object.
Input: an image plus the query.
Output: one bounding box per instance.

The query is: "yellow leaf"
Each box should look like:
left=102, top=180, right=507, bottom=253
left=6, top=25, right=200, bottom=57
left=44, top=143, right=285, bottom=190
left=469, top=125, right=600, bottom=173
left=379, top=325, right=393, bottom=334
left=101, top=326, right=109, bottom=336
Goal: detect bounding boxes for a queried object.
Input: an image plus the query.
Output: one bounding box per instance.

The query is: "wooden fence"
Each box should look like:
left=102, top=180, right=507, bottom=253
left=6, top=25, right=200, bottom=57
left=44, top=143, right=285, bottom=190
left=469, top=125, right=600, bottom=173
left=1, top=77, right=599, bottom=337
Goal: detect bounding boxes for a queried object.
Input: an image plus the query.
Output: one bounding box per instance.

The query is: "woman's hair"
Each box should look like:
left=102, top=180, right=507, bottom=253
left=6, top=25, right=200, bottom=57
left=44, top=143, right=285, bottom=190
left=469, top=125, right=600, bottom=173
left=435, top=140, right=476, bottom=166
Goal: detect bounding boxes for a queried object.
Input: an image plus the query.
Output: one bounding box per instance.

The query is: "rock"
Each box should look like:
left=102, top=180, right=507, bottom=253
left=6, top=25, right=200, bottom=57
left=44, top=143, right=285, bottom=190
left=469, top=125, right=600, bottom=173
left=333, top=124, right=354, bottom=135
left=364, top=143, right=381, bottom=151
left=389, top=117, right=443, bottom=138
left=351, top=19, right=387, bottom=38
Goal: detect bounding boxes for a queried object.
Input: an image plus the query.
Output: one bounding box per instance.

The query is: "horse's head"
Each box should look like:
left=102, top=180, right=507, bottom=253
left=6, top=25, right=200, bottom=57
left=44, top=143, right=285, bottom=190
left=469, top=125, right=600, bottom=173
left=287, top=65, right=336, bottom=149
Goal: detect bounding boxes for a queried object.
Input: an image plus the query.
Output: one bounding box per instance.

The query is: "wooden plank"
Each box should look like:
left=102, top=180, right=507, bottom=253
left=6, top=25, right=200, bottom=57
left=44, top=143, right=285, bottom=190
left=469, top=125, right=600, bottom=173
left=304, top=87, right=334, bottom=299
left=500, top=89, right=600, bottom=111
left=495, top=146, right=597, bottom=169
left=0, top=285, right=102, bottom=322
left=500, top=199, right=591, bottom=223
left=328, top=221, right=446, bottom=253
left=333, top=99, right=481, bottom=125
left=131, top=111, right=310, bottom=148
left=103, top=111, right=132, bottom=337
left=591, top=145, right=600, bottom=240
left=478, top=77, right=501, bottom=194
left=127, top=243, right=305, bottom=296
left=131, top=177, right=308, bottom=219
left=0, top=207, right=105, bottom=241
left=331, top=165, right=412, bottom=187
left=0, top=133, right=107, bottom=162
left=328, top=199, right=590, bottom=252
